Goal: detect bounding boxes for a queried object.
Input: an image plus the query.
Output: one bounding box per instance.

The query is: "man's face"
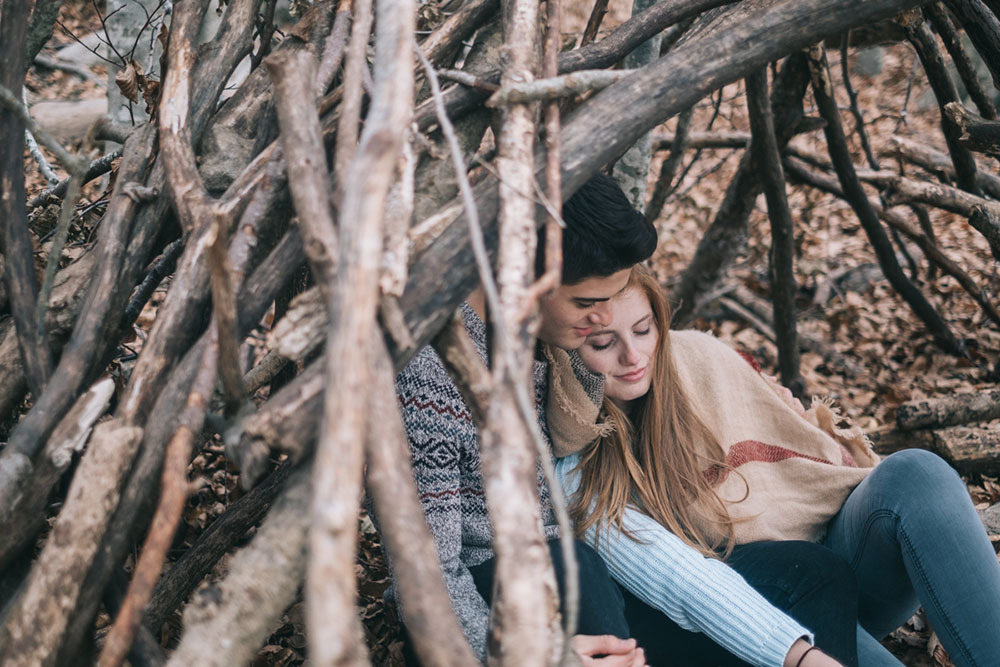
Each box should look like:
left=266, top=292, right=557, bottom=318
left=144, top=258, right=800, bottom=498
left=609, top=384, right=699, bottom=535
left=536, top=268, right=632, bottom=350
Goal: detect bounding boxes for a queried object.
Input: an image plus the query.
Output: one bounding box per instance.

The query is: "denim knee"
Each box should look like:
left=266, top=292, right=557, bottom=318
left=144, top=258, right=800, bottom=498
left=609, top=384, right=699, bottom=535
left=877, top=449, right=957, bottom=483
left=872, top=450, right=965, bottom=509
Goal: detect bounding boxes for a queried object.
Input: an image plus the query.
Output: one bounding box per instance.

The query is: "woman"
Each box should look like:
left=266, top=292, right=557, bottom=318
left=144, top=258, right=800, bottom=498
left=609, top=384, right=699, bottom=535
left=551, top=267, right=1000, bottom=667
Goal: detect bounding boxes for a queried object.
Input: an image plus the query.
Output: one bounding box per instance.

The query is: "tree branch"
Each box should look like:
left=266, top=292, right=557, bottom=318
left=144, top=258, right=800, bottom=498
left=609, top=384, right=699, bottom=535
left=784, top=156, right=1000, bottom=328
left=307, top=0, right=415, bottom=663
left=898, top=9, right=983, bottom=195
left=925, top=2, right=998, bottom=120
left=746, top=66, right=804, bottom=398
left=944, top=101, right=1000, bottom=157
left=807, top=43, right=964, bottom=356
left=97, top=333, right=218, bottom=667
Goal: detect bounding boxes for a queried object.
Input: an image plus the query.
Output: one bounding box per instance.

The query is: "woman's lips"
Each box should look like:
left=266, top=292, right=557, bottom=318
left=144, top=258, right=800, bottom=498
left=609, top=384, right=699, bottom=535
left=616, top=367, right=646, bottom=382
left=574, top=326, right=593, bottom=337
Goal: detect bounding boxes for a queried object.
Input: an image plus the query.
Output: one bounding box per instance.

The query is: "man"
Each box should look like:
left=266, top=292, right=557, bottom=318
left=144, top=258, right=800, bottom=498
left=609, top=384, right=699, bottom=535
left=391, top=172, right=655, bottom=665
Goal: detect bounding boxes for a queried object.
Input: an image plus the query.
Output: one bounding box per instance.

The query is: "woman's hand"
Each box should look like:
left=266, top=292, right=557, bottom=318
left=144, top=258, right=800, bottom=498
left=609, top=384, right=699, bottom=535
left=571, top=635, right=647, bottom=667
left=782, top=638, right=845, bottom=667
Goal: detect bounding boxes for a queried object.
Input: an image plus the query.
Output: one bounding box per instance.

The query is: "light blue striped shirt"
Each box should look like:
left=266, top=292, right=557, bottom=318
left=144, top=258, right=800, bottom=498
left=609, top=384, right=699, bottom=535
left=555, top=452, right=812, bottom=667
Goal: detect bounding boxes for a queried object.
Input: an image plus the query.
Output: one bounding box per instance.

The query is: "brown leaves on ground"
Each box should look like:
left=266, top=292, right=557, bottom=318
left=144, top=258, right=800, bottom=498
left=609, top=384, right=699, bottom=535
left=647, top=40, right=998, bottom=667
left=19, top=2, right=998, bottom=666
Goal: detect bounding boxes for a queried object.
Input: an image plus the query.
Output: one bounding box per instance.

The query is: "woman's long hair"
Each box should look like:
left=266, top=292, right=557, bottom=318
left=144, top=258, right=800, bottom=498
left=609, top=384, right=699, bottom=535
left=569, top=267, right=740, bottom=558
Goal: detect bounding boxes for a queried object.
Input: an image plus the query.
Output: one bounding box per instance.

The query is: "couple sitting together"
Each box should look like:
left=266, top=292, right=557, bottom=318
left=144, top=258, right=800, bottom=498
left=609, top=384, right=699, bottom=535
left=383, top=173, right=1000, bottom=666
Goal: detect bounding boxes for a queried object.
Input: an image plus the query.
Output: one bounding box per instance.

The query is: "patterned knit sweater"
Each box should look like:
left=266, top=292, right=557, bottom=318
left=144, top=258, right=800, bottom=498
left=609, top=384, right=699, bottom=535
left=390, top=304, right=561, bottom=660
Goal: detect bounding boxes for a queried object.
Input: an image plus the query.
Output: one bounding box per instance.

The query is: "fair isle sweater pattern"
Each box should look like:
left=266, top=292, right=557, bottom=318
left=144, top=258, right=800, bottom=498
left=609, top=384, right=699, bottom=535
left=391, top=303, right=559, bottom=660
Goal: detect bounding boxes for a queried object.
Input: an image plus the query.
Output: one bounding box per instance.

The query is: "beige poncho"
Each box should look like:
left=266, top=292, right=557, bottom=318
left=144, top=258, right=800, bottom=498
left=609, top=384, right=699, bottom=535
left=548, top=329, right=880, bottom=544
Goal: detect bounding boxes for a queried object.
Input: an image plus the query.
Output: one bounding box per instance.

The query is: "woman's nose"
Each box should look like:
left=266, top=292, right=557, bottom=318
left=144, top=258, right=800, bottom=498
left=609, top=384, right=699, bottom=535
left=620, top=341, right=640, bottom=366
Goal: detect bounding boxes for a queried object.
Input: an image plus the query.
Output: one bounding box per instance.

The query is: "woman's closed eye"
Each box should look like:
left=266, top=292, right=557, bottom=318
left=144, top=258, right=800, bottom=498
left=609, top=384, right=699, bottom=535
left=587, top=335, right=615, bottom=351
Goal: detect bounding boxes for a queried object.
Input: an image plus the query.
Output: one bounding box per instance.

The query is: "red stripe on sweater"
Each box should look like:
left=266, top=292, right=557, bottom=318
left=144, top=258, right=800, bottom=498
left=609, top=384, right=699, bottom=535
left=399, top=395, right=473, bottom=423
left=704, top=439, right=832, bottom=484
left=736, top=349, right=763, bottom=373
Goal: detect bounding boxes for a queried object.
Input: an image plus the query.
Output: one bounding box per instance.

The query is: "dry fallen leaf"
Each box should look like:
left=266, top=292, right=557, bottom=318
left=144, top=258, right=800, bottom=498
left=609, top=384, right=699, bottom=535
left=114, top=59, right=143, bottom=104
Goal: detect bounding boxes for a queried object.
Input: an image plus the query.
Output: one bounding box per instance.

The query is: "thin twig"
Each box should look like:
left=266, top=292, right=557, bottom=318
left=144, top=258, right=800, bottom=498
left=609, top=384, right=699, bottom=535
left=315, top=0, right=353, bottom=95
left=895, top=45, right=921, bottom=132
left=645, top=106, right=694, bottom=221
left=0, top=82, right=88, bottom=177
left=28, top=149, right=122, bottom=210
left=24, top=87, right=60, bottom=184
left=437, top=68, right=500, bottom=92
left=97, top=330, right=219, bottom=667
left=839, top=37, right=919, bottom=278
left=36, top=174, right=83, bottom=340
left=487, top=69, right=633, bottom=107
left=839, top=32, right=879, bottom=168
left=25, top=128, right=60, bottom=183
left=122, top=238, right=184, bottom=326
left=55, top=19, right=122, bottom=68
left=333, top=0, right=374, bottom=195
left=580, top=0, right=610, bottom=47
left=418, top=45, right=580, bottom=652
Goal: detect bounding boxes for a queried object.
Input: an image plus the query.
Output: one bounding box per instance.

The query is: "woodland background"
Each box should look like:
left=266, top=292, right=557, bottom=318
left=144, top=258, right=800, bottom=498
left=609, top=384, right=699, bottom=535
left=1, top=0, right=1000, bottom=665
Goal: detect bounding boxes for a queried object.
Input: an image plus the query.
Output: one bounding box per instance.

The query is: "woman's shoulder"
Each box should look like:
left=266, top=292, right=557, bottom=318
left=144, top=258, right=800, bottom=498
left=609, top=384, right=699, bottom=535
left=668, top=329, right=734, bottom=356
left=667, top=329, right=763, bottom=386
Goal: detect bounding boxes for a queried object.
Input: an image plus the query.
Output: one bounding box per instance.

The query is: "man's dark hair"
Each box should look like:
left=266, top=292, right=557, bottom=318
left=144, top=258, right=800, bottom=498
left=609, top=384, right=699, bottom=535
left=537, top=172, right=657, bottom=284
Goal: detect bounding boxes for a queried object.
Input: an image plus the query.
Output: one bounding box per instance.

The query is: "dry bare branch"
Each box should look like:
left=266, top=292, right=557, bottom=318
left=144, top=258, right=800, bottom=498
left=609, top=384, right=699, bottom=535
left=0, top=422, right=143, bottom=667
left=307, top=0, right=415, bottom=664
left=944, top=101, right=1000, bottom=157
left=746, top=67, right=804, bottom=398
left=487, top=69, right=633, bottom=107
left=807, top=44, right=964, bottom=356
left=165, top=466, right=311, bottom=667
left=97, top=334, right=218, bottom=667
left=784, top=156, right=1000, bottom=328
left=333, top=0, right=374, bottom=195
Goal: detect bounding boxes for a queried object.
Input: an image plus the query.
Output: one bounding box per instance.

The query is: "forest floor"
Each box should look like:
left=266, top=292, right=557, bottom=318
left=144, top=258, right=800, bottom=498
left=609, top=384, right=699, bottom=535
left=16, top=0, right=1000, bottom=665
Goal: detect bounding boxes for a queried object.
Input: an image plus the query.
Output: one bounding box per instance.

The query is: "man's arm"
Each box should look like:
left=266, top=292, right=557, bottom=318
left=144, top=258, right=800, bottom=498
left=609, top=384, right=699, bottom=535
left=393, top=347, right=492, bottom=660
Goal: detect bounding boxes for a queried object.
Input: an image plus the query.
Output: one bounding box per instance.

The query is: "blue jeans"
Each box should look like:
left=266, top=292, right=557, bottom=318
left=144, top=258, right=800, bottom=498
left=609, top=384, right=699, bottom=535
left=822, top=449, right=1000, bottom=667
left=403, top=539, right=630, bottom=664
left=623, top=540, right=860, bottom=666
left=469, top=538, right=631, bottom=638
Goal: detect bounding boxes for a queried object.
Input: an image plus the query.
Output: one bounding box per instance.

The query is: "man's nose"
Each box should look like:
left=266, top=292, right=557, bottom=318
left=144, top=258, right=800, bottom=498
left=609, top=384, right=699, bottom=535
left=586, top=301, right=612, bottom=326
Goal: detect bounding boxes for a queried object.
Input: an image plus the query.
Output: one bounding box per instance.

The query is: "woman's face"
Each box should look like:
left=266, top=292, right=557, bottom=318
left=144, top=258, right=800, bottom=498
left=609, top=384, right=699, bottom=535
left=577, top=288, right=658, bottom=403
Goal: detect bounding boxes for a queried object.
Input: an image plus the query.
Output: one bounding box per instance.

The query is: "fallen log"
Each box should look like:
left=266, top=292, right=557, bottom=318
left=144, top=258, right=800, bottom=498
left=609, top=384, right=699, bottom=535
left=931, top=423, right=1000, bottom=476
left=944, top=101, right=1000, bottom=157
left=870, top=423, right=1000, bottom=476
left=897, top=390, right=1000, bottom=431
left=869, top=427, right=937, bottom=456
left=980, top=502, right=1000, bottom=535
